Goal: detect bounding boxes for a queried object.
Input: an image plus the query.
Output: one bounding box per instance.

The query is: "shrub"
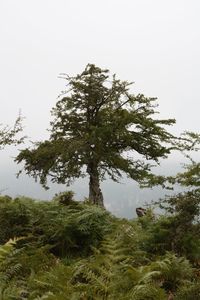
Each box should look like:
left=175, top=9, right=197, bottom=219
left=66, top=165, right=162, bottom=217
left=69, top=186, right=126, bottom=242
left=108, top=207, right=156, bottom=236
left=52, top=191, right=76, bottom=206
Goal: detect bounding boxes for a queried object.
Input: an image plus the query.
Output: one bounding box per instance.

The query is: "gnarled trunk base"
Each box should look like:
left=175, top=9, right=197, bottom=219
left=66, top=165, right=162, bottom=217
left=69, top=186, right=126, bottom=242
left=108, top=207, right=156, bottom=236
left=88, top=167, right=104, bottom=207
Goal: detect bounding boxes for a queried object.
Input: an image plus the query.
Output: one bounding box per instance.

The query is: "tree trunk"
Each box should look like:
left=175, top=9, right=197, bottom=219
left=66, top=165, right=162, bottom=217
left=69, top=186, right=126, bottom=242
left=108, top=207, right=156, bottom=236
left=87, top=163, right=104, bottom=207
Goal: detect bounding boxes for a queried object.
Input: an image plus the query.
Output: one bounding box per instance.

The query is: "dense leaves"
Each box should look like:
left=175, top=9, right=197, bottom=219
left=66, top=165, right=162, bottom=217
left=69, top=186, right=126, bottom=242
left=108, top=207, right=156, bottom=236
left=16, top=64, right=182, bottom=206
left=0, top=194, right=200, bottom=299
left=0, top=196, right=112, bottom=257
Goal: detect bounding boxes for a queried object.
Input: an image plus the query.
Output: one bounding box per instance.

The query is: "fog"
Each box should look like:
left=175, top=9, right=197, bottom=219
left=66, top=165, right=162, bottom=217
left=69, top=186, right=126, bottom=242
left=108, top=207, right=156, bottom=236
left=0, top=1, right=200, bottom=217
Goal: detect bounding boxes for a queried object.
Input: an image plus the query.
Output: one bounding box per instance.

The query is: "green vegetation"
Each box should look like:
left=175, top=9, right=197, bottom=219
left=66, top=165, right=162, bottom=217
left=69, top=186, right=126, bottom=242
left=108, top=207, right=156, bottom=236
left=0, top=190, right=200, bottom=299
left=15, top=64, right=191, bottom=207
left=1, top=65, right=200, bottom=298
left=0, top=114, right=24, bottom=150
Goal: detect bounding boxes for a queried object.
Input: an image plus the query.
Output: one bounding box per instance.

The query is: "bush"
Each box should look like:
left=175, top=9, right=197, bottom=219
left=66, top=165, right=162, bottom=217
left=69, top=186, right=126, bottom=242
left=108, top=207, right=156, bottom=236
left=52, top=190, right=76, bottom=206
left=0, top=196, right=112, bottom=257
left=0, top=196, right=32, bottom=243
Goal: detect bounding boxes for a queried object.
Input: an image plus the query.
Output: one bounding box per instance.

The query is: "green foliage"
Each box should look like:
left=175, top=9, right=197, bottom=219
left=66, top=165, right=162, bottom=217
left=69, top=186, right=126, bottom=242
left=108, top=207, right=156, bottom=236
left=147, top=189, right=200, bottom=261
left=140, top=215, right=177, bottom=254
left=174, top=155, right=200, bottom=187
left=0, top=238, right=24, bottom=299
left=160, top=189, right=200, bottom=223
left=0, top=114, right=24, bottom=149
left=16, top=64, right=182, bottom=206
left=150, top=252, right=193, bottom=291
left=27, top=264, right=76, bottom=300
left=0, top=196, right=32, bottom=244
left=0, top=196, right=112, bottom=257
left=52, top=190, right=75, bottom=205
left=1, top=65, right=200, bottom=298
left=175, top=282, right=200, bottom=300
left=146, top=154, right=200, bottom=260
left=0, top=194, right=199, bottom=299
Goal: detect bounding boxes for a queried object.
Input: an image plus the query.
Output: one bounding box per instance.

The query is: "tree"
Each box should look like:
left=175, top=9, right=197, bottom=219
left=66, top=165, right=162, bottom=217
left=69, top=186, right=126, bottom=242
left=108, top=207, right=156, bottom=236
left=0, top=114, right=24, bottom=192
left=150, top=150, right=200, bottom=260
left=0, top=114, right=24, bottom=149
left=16, top=64, right=181, bottom=207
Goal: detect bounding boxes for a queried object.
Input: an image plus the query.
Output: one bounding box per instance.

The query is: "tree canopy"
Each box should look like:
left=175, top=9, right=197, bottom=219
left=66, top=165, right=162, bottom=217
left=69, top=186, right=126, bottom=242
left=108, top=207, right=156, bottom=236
left=16, top=64, right=183, bottom=206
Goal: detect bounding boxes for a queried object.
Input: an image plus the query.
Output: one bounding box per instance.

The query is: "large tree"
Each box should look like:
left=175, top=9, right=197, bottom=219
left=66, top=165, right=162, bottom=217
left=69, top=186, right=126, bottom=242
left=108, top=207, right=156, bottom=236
left=16, top=64, right=182, bottom=207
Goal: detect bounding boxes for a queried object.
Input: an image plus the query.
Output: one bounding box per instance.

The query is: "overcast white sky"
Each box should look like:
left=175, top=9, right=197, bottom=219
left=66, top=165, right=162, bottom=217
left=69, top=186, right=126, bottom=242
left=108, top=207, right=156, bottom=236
left=0, top=1, right=200, bottom=212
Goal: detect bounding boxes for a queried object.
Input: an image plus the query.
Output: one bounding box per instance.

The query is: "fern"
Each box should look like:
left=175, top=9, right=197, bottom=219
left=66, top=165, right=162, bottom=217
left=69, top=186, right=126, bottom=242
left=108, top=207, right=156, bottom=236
left=0, top=238, right=25, bottom=299
left=150, top=252, right=194, bottom=291
left=0, top=238, right=23, bottom=283
left=72, top=223, right=142, bottom=299
left=0, top=238, right=19, bottom=263
left=27, top=263, right=80, bottom=300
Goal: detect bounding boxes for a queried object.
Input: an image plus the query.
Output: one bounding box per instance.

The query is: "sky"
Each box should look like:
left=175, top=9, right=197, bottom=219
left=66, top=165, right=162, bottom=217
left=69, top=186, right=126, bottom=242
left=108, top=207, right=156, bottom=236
left=0, top=0, right=200, bottom=216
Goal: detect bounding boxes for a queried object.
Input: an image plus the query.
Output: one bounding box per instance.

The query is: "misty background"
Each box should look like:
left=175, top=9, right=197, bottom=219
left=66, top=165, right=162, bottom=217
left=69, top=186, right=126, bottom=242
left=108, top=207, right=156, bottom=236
left=0, top=0, right=200, bottom=217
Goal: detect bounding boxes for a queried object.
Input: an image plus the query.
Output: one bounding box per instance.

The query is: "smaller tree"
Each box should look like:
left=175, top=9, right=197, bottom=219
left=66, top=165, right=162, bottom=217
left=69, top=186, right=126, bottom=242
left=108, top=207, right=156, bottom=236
left=0, top=114, right=24, bottom=149
left=152, top=151, right=200, bottom=260
left=53, top=190, right=75, bottom=206
left=0, top=114, right=24, bottom=191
